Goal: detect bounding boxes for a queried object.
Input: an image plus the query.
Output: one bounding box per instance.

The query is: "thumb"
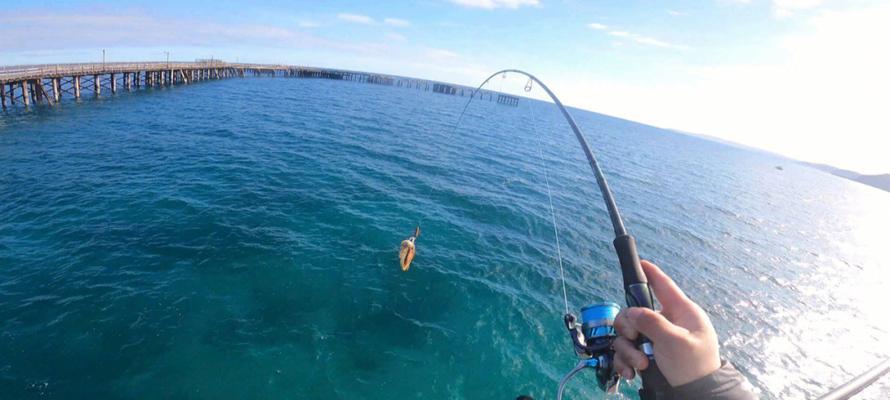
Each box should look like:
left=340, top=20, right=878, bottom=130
left=618, top=307, right=687, bottom=345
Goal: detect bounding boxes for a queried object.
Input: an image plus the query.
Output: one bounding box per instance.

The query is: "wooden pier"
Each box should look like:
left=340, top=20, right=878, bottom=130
left=497, top=94, right=520, bottom=107
left=0, top=61, right=511, bottom=110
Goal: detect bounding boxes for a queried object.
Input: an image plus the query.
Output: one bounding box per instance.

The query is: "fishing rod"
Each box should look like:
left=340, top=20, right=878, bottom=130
left=457, top=69, right=671, bottom=399
left=817, top=357, right=890, bottom=400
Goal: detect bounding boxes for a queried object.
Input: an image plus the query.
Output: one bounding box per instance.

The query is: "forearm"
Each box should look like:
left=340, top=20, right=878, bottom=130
left=671, top=360, right=758, bottom=400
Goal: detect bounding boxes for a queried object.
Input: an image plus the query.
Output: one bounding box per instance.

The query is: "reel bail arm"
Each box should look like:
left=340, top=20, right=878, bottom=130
left=563, top=313, right=610, bottom=357
left=557, top=359, right=599, bottom=400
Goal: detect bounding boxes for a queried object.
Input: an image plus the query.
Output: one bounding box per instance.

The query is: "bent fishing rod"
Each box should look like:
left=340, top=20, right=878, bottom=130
left=457, top=70, right=670, bottom=399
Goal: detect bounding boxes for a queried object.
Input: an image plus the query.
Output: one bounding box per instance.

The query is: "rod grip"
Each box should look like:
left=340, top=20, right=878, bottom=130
left=639, top=360, right=673, bottom=400
left=613, top=234, right=649, bottom=297
left=613, top=235, right=673, bottom=399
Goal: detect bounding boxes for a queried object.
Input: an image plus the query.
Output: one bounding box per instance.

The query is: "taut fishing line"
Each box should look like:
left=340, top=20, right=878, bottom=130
left=526, top=99, right=570, bottom=317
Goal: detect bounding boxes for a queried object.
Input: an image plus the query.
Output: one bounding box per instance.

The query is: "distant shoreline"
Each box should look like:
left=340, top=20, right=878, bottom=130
left=668, top=129, right=889, bottom=193
left=799, top=162, right=890, bottom=193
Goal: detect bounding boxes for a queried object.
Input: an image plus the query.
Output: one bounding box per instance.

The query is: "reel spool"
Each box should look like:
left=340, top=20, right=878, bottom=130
left=558, top=302, right=621, bottom=399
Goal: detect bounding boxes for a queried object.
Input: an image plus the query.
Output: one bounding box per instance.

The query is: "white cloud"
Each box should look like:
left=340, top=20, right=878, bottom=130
left=449, top=0, right=539, bottom=10
left=297, top=20, right=321, bottom=28
left=603, top=29, right=689, bottom=50
left=384, top=18, right=411, bottom=27
left=337, top=13, right=374, bottom=24
left=0, top=13, right=308, bottom=47
left=385, top=33, right=407, bottom=42
left=667, top=10, right=688, bottom=16
left=634, top=36, right=683, bottom=49
left=424, top=48, right=459, bottom=60
left=0, top=11, right=402, bottom=61
left=772, top=0, right=823, bottom=18
left=587, top=23, right=608, bottom=30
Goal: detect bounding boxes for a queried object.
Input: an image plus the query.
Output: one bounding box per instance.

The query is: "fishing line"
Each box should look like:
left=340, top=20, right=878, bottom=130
left=444, top=74, right=571, bottom=317
left=454, top=70, right=627, bottom=238
left=418, top=77, right=510, bottom=228
left=423, top=75, right=572, bottom=315
left=528, top=102, right=570, bottom=316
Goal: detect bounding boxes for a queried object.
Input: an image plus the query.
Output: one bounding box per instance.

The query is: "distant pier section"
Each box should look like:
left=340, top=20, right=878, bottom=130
left=0, top=61, right=514, bottom=110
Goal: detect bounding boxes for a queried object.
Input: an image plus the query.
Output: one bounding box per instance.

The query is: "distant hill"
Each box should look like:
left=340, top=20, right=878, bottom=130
left=636, top=127, right=890, bottom=194
left=851, top=174, right=890, bottom=192
left=801, top=162, right=890, bottom=193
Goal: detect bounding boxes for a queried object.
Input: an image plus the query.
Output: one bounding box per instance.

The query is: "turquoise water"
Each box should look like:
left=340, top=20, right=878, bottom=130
left=1, top=77, right=889, bottom=399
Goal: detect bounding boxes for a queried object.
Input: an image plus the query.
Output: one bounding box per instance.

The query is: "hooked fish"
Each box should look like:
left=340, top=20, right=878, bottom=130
left=399, top=227, right=421, bottom=271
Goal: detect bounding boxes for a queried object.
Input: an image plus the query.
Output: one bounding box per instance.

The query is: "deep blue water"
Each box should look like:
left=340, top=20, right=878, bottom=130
left=1, top=77, right=889, bottom=399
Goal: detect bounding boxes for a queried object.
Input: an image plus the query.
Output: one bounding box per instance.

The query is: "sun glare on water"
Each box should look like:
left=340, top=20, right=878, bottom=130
left=755, top=185, right=890, bottom=397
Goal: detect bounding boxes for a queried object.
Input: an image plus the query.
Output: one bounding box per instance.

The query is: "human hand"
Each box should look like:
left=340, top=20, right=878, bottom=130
left=612, top=260, right=722, bottom=386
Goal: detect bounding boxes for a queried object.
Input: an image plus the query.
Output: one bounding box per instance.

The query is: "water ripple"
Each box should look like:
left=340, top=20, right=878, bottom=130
left=1, top=78, right=888, bottom=399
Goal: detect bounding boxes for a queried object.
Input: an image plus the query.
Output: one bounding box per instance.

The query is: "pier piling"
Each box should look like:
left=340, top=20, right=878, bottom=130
left=37, top=80, right=53, bottom=105
left=21, top=81, right=30, bottom=106
left=52, top=78, right=61, bottom=102
left=32, top=81, right=40, bottom=104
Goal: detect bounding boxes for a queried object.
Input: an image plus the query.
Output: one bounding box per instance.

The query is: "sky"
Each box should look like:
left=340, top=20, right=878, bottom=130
left=1, top=0, right=888, bottom=174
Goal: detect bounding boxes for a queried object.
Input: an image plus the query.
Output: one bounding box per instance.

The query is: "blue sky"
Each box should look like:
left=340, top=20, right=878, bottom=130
left=2, top=0, right=888, bottom=173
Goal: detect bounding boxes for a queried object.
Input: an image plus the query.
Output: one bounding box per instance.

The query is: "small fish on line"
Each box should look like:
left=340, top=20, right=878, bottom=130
left=399, top=226, right=421, bottom=271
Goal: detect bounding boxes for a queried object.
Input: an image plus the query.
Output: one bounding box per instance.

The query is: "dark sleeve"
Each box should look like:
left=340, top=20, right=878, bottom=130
left=671, top=360, right=758, bottom=400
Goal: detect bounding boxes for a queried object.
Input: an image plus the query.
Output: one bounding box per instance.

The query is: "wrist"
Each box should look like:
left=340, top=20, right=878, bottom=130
left=671, top=360, right=757, bottom=399
left=664, top=348, right=721, bottom=386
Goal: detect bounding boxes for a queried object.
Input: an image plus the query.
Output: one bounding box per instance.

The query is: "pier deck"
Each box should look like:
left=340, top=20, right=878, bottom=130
left=0, top=61, right=506, bottom=110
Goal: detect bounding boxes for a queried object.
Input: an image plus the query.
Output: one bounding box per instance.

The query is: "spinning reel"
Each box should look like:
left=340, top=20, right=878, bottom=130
left=557, top=303, right=621, bottom=399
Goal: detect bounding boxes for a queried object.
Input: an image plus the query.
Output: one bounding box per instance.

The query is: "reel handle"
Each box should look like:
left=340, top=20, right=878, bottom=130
left=613, top=234, right=673, bottom=400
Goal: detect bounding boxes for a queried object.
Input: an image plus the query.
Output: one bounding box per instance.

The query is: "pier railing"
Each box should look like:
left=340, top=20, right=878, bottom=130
left=0, top=62, right=286, bottom=83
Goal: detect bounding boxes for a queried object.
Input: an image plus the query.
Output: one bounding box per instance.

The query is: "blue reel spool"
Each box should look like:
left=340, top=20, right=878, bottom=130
left=580, top=302, right=621, bottom=392
left=580, top=302, right=620, bottom=341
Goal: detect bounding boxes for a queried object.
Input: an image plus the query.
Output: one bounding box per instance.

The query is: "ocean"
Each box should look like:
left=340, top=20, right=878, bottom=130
left=1, top=77, right=888, bottom=399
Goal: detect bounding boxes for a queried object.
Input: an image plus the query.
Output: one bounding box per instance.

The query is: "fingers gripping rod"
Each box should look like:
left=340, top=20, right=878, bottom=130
left=457, top=70, right=671, bottom=399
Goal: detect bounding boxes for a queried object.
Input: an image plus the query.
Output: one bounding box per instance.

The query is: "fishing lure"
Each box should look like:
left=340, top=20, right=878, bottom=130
left=399, top=227, right=421, bottom=271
